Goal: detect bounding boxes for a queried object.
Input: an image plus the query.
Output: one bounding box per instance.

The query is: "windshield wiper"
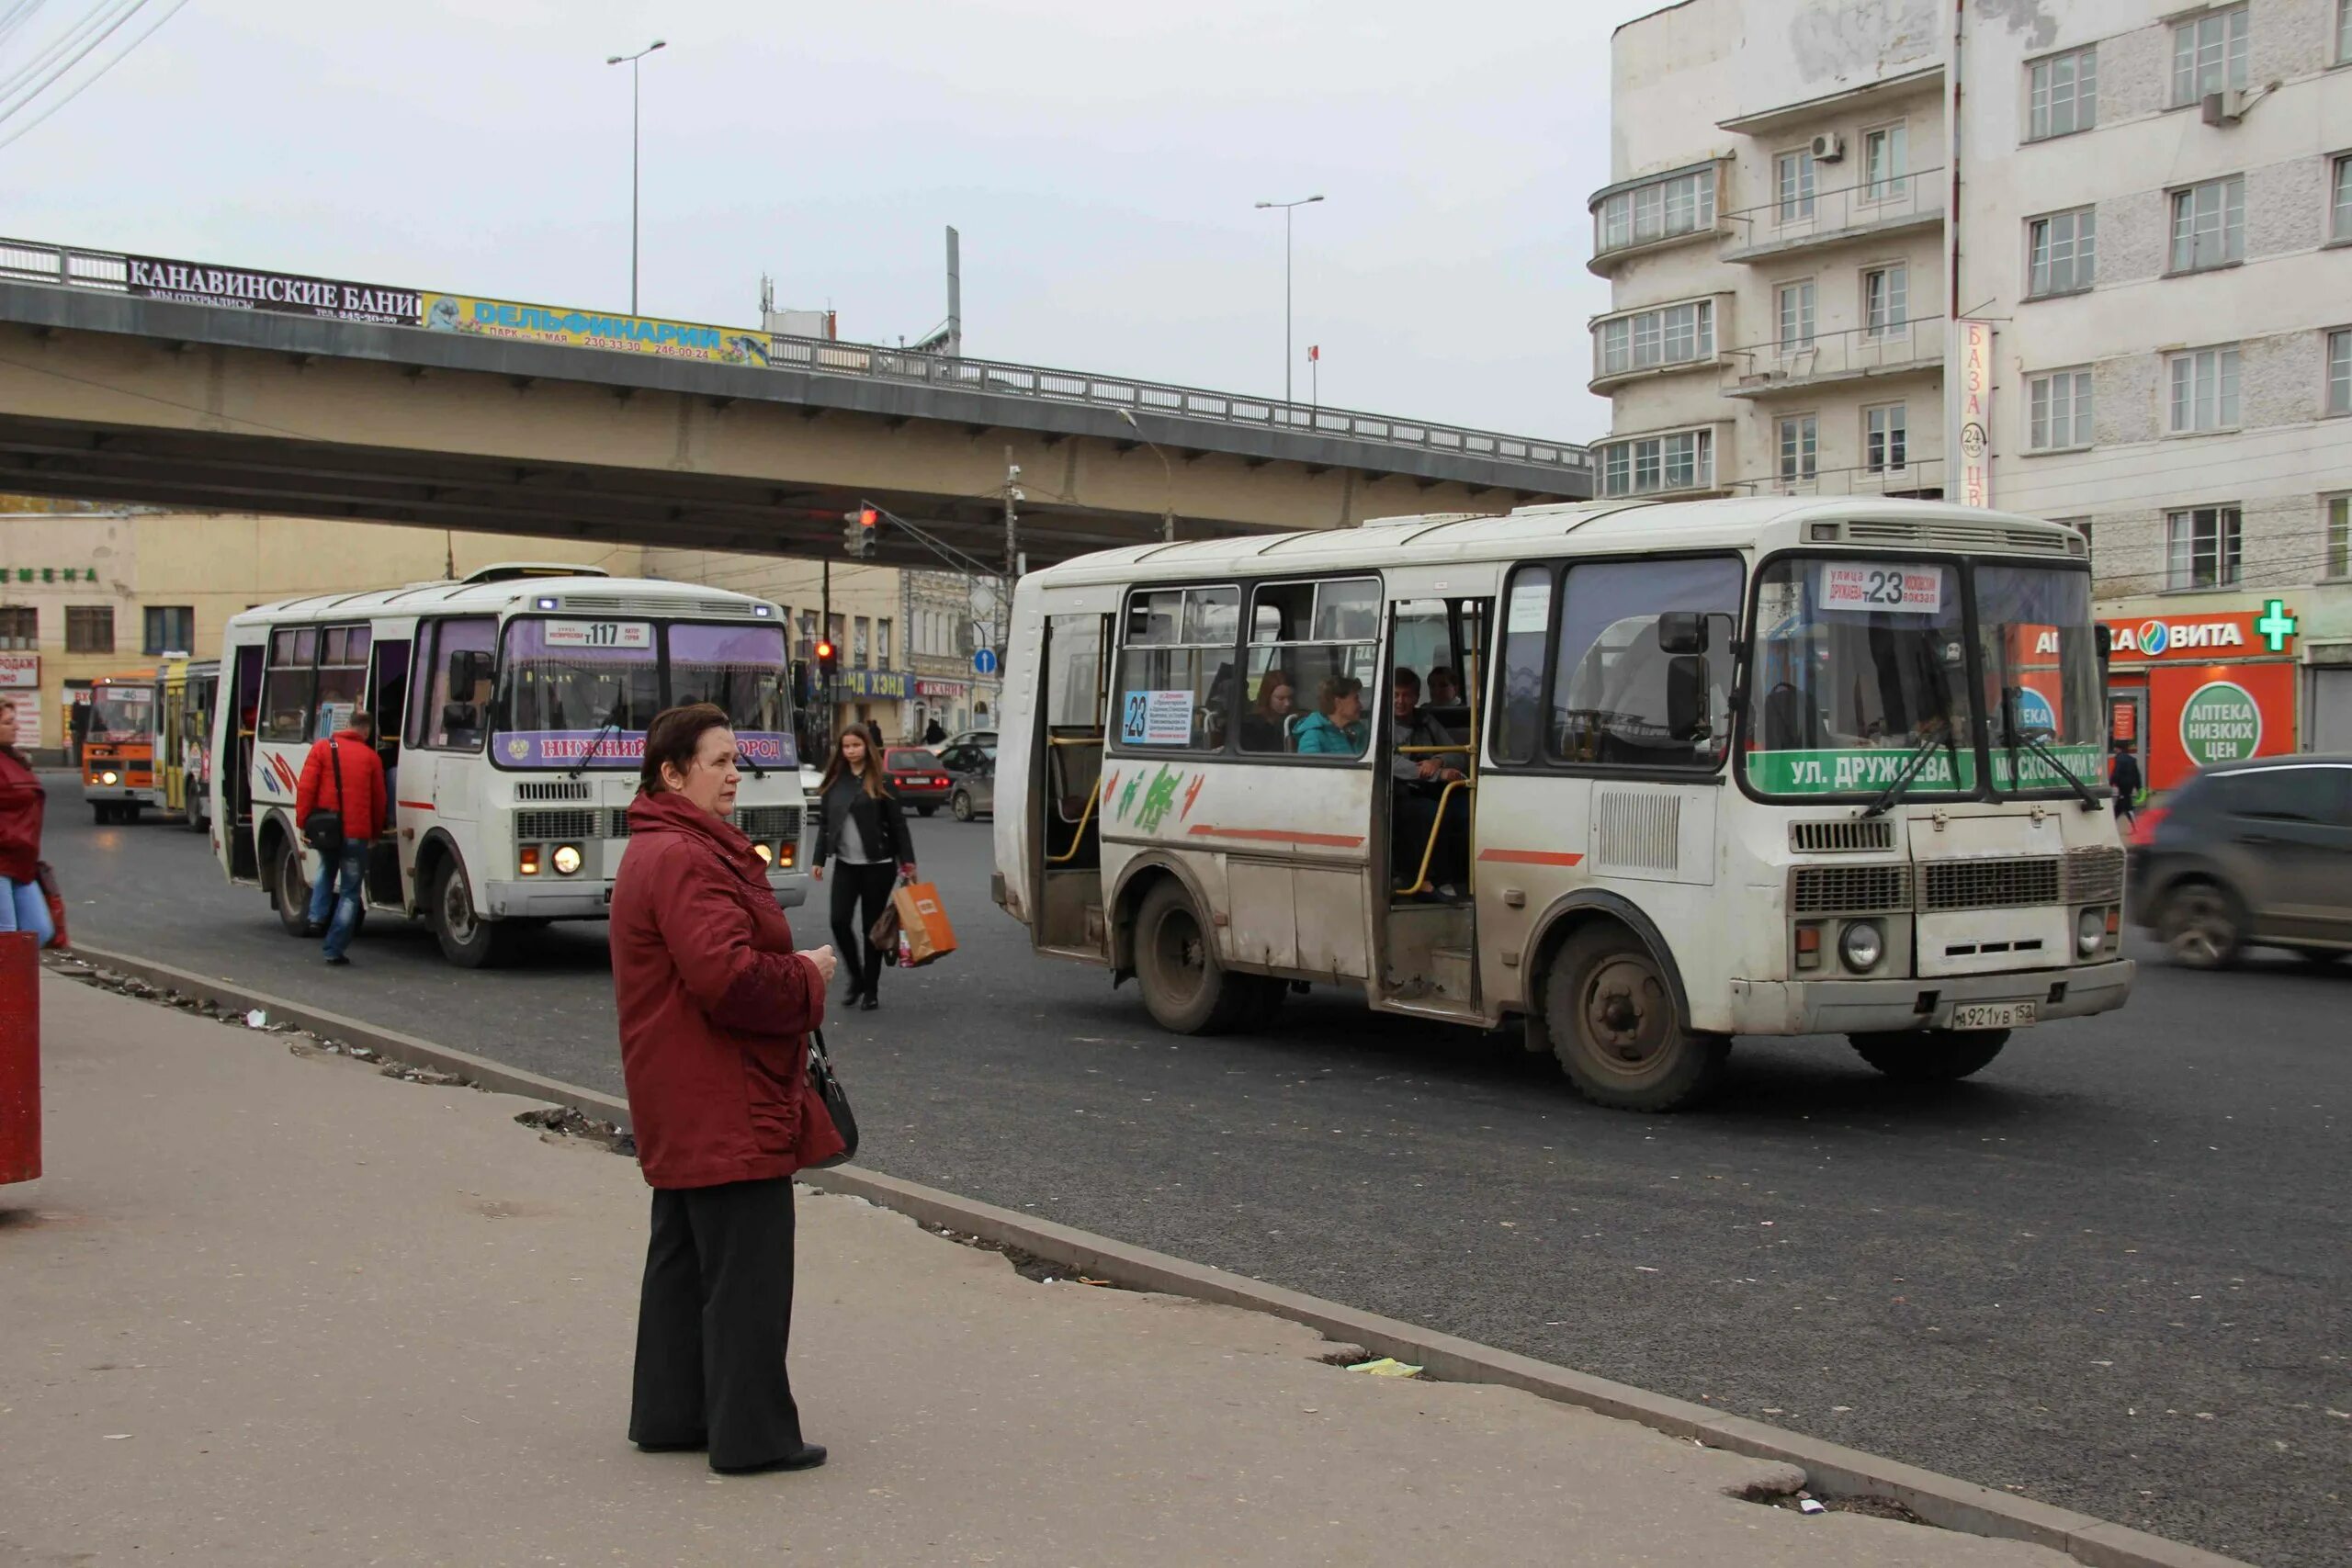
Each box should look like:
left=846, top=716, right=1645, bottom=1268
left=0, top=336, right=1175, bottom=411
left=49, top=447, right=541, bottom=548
left=1860, top=724, right=1955, bottom=818
left=2002, top=690, right=2101, bottom=812
left=569, top=707, right=624, bottom=781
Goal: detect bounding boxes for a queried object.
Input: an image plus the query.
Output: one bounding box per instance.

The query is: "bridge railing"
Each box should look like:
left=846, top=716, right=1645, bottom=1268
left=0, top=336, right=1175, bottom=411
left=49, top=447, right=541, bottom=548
left=0, top=235, right=1590, bottom=478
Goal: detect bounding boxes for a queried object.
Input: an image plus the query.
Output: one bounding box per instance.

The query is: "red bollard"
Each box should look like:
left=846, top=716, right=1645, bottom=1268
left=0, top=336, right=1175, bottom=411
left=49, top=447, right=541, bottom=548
left=0, top=931, right=39, bottom=1185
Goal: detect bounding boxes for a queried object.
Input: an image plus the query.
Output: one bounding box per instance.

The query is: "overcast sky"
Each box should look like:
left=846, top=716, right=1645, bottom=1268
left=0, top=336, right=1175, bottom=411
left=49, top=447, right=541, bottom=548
left=4, top=0, right=1646, bottom=442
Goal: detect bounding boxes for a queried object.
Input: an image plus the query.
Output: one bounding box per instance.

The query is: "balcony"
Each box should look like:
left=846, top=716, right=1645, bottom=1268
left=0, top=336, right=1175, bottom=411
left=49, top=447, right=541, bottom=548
left=1720, top=168, right=1945, bottom=264
left=1720, top=316, right=1946, bottom=398
left=1587, top=161, right=1724, bottom=277
left=1723, top=456, right=1945, bottom=500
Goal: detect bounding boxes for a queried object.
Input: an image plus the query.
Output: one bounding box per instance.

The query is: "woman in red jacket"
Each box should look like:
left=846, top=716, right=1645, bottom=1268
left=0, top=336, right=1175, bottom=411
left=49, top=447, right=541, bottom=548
left=0, top=697, right=55, bottom=946
left=610, top=703, right=842, bottom=1475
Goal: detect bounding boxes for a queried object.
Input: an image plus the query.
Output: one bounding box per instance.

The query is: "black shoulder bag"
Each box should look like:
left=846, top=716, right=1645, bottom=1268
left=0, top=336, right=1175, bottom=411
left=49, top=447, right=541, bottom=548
left=803, top=1029, right=858, bottom=1168
left=303, top=737, right=346, bottom=855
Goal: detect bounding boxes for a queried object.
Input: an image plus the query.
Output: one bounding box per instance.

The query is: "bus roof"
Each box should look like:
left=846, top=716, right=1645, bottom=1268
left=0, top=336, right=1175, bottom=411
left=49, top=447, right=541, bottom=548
left=1022, top=496, right=2086, bottom=586
left=227, top=572, right=785, bottom=629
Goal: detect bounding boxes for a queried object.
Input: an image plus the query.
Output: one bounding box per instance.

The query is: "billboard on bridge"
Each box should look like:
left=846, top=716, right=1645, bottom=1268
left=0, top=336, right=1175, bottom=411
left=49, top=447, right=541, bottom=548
left=125, top=254, right=421, bottom=326
left=421, top=292, right=777, bottom=367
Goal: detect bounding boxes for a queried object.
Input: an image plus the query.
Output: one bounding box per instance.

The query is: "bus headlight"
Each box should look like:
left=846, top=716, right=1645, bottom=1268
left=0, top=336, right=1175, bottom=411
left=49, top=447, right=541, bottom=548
left=752, top=842, right=774, bottom=864
left=1839, top=919, right=1885, bottom=973
left=552, top=844, right=583, bottom=876
left=100, top=770, right=119, bottom=785
left=2076, top=908, right=2104, bottom=957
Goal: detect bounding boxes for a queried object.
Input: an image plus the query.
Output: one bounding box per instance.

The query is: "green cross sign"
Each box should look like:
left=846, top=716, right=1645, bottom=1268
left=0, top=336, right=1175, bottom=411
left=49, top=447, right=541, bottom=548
left=2255, top=599, right=2297, bottom=653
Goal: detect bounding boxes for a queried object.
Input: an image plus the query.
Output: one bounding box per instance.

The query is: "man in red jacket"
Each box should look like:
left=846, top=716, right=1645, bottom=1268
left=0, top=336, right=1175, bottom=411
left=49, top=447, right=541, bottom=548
left=295, top=711, right=387, bottom=965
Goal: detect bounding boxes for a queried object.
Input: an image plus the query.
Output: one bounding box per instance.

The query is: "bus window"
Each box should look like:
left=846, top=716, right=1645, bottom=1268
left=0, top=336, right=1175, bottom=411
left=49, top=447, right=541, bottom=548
left=1549, top=557, right=1741, bottom=769
left=419, top=617, right=496, bottom=750
left=1238, top=577, right=1379, bottom=756
left=668, top=623, right=790, bottom=755
left=313, top=625, right=370, bottom=736
left=1495, top=569, right=1553, bottom=764
left=261, top=626, right=319, bottom=742
left=1116, top=585, right=1238, bottom=751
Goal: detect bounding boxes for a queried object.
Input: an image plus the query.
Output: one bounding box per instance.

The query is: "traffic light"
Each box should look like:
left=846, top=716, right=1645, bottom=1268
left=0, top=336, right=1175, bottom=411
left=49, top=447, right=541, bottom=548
left=842, top=503, right=879, bottom=558
left=814, top=638, right=838, bottom=676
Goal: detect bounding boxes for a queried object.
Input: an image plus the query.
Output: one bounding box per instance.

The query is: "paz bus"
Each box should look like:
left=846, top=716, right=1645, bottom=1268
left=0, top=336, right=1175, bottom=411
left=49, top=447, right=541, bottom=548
left=210, top=565, right=809, bottom=967
left=160, top=657, right=220, bottom=831
left=991, top=497, right=2132, bottom=1111
left=82, top=668, right=162, bottom=823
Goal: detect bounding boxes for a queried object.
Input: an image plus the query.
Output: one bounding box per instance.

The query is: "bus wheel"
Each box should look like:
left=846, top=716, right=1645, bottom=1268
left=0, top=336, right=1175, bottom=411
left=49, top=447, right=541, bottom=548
left=430, top=858, right=509, bottom=969
left=92, top=803, right=110, bottom=826
left=1134, top=880, right=1243, bottom=1034
left=1849, top=1029, right=2010, bottom=1083
left=275, top=837, right=314, bottom=937
left=184, top=788, right=206, bottom=832
left=1542, top=925, right=1726, bottom=1111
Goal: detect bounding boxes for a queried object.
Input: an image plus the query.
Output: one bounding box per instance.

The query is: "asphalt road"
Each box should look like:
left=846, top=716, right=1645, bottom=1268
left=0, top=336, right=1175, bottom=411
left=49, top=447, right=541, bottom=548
left=43, top=781, right=2350, bottom=1567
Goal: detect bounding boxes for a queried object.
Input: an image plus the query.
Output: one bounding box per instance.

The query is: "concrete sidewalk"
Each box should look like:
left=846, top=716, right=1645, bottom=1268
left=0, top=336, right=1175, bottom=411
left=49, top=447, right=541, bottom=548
left=1, top=975, right=2074, bottom=1568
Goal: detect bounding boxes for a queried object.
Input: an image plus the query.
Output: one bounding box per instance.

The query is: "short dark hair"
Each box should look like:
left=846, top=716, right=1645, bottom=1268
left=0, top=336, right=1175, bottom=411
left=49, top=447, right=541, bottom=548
left=639, top=703, right=732, bottom=795
left=347, top=710, right=375, bottom=733
left=1318, top=674, right=1363, bottom=714
left=1393, top=668, right=1421, bottom=694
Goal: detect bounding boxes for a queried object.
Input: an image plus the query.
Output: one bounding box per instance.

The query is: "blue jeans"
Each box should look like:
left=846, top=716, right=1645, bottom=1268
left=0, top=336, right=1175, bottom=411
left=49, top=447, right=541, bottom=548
left=305, top=840, right=368, bottom=959
left=0, top=877, right=53, bottom=946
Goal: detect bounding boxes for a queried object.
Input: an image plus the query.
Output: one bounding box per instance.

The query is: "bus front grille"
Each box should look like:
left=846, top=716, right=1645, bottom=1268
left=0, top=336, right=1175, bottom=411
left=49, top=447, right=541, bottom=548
left=515, top=809, right=601, bottom=842
left=1918, top=856, right=2062, bottom=911
left=1789, top=818, right=1894, bottom=854
left=735, top=806, right=802, bottom=844
left=1792, top=863, right=1912, bottom=916
left=2062, top=846, right=2126, bottom=905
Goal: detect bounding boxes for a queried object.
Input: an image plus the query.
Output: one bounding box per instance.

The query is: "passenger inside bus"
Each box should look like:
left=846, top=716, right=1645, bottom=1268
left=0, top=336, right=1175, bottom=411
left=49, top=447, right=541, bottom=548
left=1238, top=668, right=1296, bottom=751
left=1293, top=675, right=1368, bottom=756
left=1391, top=667, right=1469, bottom=894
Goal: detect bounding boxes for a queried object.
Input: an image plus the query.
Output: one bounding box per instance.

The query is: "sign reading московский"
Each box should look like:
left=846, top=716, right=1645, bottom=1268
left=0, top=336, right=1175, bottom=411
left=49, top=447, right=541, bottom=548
left=125, top=255, right=422, bottom=326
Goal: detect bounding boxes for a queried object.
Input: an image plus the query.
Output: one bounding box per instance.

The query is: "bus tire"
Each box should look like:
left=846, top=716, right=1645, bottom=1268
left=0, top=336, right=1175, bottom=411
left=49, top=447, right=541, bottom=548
left=275, top=834, right=314, bottom=937
left=430, top=857, right=510, bottom=969
left=1849, top=1029, right=2009, bottom=1083
left=1133, top=879, right=1245, bottom=1034
left=1541, top=924, right=1726, bottom=1111
left=184, top=786, right=206, bottom=832
left=92, top=803, right=110, bottom=826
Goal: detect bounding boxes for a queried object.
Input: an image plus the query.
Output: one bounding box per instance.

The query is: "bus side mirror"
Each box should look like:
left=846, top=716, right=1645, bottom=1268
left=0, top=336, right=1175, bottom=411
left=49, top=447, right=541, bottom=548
left=447, top=649, right=492, bottom=697
left=1666, top=654, right=1708, bottom=740
left=1657, top=611, right=1707, bottom=655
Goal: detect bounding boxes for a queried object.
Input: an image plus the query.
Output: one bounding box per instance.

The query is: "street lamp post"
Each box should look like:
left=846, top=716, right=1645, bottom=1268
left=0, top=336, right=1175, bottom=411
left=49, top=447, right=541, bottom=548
left=1117, top=409, right=1178, bottom=542
left=1253, top=194, right=1323, bottom=414
left=605, top=39, right=666, bottom=316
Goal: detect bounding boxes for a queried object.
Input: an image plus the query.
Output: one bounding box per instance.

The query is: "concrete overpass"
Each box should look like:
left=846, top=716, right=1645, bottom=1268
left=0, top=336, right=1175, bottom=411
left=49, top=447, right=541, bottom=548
left=0, top=237, right=1590, bottom=570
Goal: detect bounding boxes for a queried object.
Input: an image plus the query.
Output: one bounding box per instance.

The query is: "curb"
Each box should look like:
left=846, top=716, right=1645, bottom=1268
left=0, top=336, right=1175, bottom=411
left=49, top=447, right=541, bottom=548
left=64, top=942, right=2249, bottom=1568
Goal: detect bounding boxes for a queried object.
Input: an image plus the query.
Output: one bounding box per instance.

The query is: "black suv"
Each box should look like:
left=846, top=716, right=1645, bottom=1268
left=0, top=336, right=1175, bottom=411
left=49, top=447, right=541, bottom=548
left=2127, top=755, right=2352, bottom=968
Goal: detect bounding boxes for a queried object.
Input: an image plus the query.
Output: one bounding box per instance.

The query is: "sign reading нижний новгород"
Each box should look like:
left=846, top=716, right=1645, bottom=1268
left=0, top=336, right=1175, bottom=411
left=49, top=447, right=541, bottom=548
left=125, top=255, right=421, bottom=326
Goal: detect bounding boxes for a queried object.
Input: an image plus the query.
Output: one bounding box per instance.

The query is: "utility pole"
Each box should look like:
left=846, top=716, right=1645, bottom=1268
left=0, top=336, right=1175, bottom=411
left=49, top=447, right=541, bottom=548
left=820, top=556, right=832, bottom=750
left=605, top=40, right=665, bottom=315
left=1002, top=446, right=1022, bottom=581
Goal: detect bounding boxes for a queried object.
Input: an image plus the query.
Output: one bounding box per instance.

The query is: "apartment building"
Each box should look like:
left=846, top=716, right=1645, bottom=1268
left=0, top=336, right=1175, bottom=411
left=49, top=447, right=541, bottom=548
left=1597, top=0, right=2352, bottom=776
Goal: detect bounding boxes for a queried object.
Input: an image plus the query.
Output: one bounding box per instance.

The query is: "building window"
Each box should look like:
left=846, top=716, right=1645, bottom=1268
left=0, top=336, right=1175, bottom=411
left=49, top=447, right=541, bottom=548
left=1598, top=430, right=1713, bottom=497
left=1777, top=414, right=1818, bottom=481
left=1776, top=279, right=1815, bottom=351
left=1776, top=149, right=1816, bottom=223
left=1595, top=167, right=1716, bottom=254
left=2168, top=345, right=2241, bottom=433
left=2027, top=209, right=2097, bottom=297
left=2331, top=329, right=2351, bottom=416
left=2169, top=176, right=2245, bottom=273
left=2171, top=6, right=2248, bottom=107
left=0, top=606, right=33, bottom=650
left=2054, top=517, right=2093, bottom=567
left=2027, top=47, right=2097, bottom=141
left=1864, top=402, right=1908, bottom=472
left=2028, top=369, right=2094, bottom=451
left=1862, top=123, right=1907, bottom=203
left=1595, top=299, right=1714, bottom=376
left=2340, top=0, right=2352, bottom=63
left=2326, top=495, right=2351, bottom=580
left=876, top=617, right=893, bottom=666
left=852, top=616, right=870, bottom=667
left=65, top=604, right=113, bottom=654
left=2166, top=505, right=2242, bottom=589
left=1862, top=265, right=1908, bottom=337
left=141, top=604, right=195, bottom=656
left=2333, top=154, right=2352, bottom=244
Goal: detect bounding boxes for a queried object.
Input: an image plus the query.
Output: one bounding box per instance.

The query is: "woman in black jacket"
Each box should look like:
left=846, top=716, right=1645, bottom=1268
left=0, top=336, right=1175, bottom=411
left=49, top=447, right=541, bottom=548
left=811, top=727, right=914, bottom=1010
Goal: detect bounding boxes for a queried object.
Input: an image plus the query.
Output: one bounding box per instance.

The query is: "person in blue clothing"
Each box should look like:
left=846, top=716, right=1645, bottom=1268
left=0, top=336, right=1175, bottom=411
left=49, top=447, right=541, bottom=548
left=1293, top=675, right=1369, bottom=756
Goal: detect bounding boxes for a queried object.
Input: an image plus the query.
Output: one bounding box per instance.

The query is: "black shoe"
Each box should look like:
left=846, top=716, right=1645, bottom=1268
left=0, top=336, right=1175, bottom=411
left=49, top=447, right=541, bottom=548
left=713, top=1443, right=825, bottom=1475
left=858, top=993, right=878, bottom=1011
left=324, top=954, right=350, bottom=966
left=304, top=922, right=326, bottom=939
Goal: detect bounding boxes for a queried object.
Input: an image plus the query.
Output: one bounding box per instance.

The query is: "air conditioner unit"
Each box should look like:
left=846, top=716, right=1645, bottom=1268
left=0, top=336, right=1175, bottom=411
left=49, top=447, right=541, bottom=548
left=1810, top=132, right=1846, bottom=162
left=2199, top=88, right=2248, bottom=125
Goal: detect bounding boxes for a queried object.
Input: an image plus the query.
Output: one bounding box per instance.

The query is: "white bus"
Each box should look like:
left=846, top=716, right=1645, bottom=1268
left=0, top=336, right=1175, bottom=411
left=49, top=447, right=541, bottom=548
left=992, top=497, right=2133, bottom=1110
left=210, top=565, right=809, bottom=966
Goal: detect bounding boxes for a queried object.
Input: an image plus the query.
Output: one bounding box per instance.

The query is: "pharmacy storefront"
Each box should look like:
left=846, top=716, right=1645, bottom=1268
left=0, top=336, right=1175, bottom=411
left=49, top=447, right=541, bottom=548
left=2100, top=599, right=2302, bottom=792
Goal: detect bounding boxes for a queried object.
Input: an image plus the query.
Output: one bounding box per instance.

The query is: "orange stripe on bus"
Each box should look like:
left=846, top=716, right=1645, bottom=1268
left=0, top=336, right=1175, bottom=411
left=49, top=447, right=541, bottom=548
left=1185, top=825, right=1366, bottom=848
left=1476, top=848, right=1585, bottom=867
left=398, top=800, right=435, bottom=811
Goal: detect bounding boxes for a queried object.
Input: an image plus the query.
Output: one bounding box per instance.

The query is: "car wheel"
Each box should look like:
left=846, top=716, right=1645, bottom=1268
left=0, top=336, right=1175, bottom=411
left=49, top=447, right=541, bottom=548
left=1539, top=924, right=1726, bottom=1111
left=950, top=789, right=974, bottom=822
left=276, top=834, right=314, bottom=937
left=915, top=803, right=937, bottom=818
left=1849, top=1029, right=2010, bottom=1083
left=430, top=857, right=510, bottom=969
left=1133, top=879, right=1246, bottom=1034
left=2160, top=881, right=2242, bottom=970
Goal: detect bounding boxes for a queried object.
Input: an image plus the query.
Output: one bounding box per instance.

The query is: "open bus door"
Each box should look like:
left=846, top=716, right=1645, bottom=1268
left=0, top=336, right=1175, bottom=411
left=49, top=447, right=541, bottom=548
left=363, top=630, right=412, bottom=909
left=1026, top=607, right=1110, bottom=957
left=215, top=638, right=265, bottom=884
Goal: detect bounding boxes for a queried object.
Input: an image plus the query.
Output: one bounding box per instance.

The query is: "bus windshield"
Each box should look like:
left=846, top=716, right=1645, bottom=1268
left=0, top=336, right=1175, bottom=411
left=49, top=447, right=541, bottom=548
left=90, top=684, right=157, bottom=743
left=1975, top=563, right=2103, bottom=795
left=492, top=618, right=793, bottom=770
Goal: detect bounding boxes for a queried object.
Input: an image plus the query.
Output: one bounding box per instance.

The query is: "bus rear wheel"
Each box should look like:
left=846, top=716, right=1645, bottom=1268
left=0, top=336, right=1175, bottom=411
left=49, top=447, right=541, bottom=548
left=430, top=857, right=510, bottom=969
left=275, top=836, right=314, bottom=937
left=1134, top=880, right=1246, bottom=1034
left=1849, top=1029, right=2010, bottom=1083
left=1541, top=925, right=1727, bottom=1111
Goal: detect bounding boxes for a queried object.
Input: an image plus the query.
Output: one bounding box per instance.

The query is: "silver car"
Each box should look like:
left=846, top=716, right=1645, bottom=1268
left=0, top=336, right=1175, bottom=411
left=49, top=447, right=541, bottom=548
left=938, top=737, right=996, bottom=821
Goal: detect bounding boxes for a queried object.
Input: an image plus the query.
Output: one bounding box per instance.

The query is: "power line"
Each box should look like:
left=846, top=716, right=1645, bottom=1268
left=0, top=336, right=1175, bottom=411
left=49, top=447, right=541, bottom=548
left=0, top=0, right=141, bottom=112
left=0, top=0, right=182, bottom=154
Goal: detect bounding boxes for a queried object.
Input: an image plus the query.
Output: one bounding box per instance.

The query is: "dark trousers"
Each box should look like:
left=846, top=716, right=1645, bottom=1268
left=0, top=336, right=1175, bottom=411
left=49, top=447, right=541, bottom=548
left=828, top=859, right=896, bottom=998
left=629, top=1177, right=804, bottom=1470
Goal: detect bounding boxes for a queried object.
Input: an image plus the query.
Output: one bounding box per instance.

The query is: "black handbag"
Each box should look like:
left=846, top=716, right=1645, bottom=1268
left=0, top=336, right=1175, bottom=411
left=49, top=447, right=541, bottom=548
left=303, top=736, right=346, bottom=855
left=803, top=1030, right=857, bottom=1168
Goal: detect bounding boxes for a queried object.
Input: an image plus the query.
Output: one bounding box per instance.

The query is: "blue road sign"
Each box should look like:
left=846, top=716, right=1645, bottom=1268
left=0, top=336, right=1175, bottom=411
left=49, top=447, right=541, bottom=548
left=973, top=648, right=1000, bottom=676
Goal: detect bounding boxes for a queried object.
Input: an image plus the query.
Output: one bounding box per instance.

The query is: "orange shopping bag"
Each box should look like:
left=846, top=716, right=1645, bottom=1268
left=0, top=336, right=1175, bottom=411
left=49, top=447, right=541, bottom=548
left=888, top=879, right=957, bottom=967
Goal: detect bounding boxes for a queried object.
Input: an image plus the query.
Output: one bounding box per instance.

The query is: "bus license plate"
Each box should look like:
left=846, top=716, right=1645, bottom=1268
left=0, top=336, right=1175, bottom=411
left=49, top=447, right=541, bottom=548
left=1951, top=1001, right=2034, bottom=1031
